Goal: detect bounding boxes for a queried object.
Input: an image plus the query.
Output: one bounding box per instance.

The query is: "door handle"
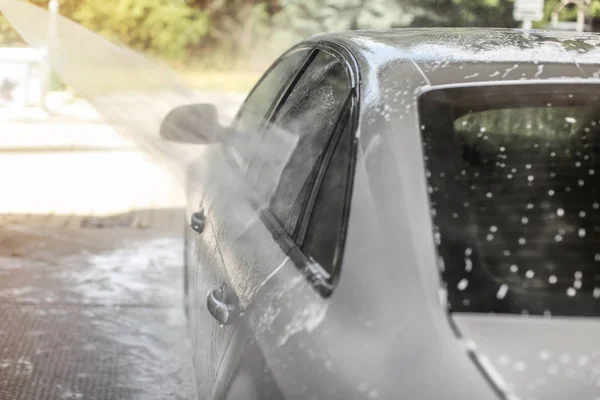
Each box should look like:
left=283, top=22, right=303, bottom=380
left=190, top=209, right=205, bottom=234
left=207, top=284, right=237, bottom=325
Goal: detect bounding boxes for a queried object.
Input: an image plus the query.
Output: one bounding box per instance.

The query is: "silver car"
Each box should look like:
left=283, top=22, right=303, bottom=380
left=161, top=29, right=600, bottom=400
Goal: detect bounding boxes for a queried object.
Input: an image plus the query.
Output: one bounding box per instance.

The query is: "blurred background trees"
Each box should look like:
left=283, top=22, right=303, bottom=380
left=0, top=0, right=599, bottom=71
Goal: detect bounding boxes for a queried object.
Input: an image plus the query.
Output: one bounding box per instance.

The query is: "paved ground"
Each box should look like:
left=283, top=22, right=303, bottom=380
left=0, top=92, right=245, bottom=399
left=0, top=219, right=195, bottom=400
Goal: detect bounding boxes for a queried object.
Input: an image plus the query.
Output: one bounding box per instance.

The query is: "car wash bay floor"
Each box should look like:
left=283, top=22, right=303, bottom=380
left=0, top=107, right=202, bottom=399
left=0, top=217, right=197, bottom=400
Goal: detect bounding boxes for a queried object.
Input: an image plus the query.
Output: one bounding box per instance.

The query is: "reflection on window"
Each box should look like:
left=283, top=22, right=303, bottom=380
left=420, top=84, right=600, bottom=317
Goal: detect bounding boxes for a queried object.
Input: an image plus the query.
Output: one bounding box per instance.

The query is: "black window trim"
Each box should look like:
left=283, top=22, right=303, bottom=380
left=255, top=40, right=360, bottom=297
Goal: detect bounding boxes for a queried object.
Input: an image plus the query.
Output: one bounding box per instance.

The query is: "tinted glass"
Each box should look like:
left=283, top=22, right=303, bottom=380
left=301, top=111, right=353, bottom=276
left=234, top=49, right=308, bottom=167
left=420, top=84, right=600, bottom=317
left=267, top=51, right=350, bottom=234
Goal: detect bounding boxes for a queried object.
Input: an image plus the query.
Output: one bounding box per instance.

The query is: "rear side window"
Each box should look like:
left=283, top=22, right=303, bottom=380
left=267, top=51, right=351, bottom=235
left=420, top=84, right=600, bottom=317
left=300, top=107, right=355, bottom=277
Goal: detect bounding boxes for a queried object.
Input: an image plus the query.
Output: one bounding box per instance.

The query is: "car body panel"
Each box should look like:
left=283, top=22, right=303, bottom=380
left=184, top=28, right=600, bottom=399
left=454, top=314, right=600, bottom=399
left=185, top=148, right=241, bottom=399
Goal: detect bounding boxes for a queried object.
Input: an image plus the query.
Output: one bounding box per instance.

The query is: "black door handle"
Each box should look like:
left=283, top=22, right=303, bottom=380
left=190, top=209, right=205, bottom=233
left=207, top=284, right=237, bottom=325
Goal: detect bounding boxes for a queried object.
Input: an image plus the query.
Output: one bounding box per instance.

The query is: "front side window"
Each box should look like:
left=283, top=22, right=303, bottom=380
left=420, top=84, right=600, bottom=317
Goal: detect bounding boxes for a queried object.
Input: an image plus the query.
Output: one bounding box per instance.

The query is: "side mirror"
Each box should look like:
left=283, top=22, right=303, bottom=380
left=160, top=103, right=222, bottom=145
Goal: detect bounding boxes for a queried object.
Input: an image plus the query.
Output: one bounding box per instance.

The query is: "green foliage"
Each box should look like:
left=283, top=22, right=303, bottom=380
left=197, top=0, right=274, bottom=68
left=74, top=0, right=210, bottom=61
left=406, top=0, right=517, bottom=28
left=539, top=0, right=600, bottom=29
left=456, top=106, right=594, bottom=141
left=1, top=0, right=599, bottom=67
left=275, top=0, right=411, bottom=36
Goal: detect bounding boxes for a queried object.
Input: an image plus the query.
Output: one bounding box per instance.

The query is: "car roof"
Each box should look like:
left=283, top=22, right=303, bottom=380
left=312, top=28, right=600, bottom=86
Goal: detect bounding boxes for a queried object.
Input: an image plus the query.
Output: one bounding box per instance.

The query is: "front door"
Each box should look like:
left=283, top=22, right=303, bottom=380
left=187, top=47, right=311, bottom=399
left=186, top=148, right=239, bottom=400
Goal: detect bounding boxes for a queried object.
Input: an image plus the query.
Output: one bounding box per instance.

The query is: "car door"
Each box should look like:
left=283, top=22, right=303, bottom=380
left=207, top=47, right=357, bottom=399
left=185, top=47, right=311, bottom=399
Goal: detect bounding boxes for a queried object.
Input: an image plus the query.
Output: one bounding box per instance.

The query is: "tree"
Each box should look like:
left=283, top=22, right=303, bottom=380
left=539, top=0, right=600, bottom=31
left=75, top=0, right=210, bottom=61
left=276, top=0, right=412, bottom=37
left=404, top=0, right=517, bottom=28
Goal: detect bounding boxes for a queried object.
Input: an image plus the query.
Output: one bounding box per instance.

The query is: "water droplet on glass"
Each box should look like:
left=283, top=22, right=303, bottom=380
left=578, top=228, right=586, bottom=238
left=548, top=189, right=555, bottom=196
left=514, top=361, right=527, bottom=372
left=574, top=280, right=582, bottom=289
left=486, top=192, right=493, bottom=198
left=486, top=234, right=494, bottom=241
left=580, top=210, right=586, bottom=218
left=490, top=225, right=498, bottom=232
left=496, top=284, right=508, bottom=299
left=525, top=270, right=535, bottom=278
left=555, top=234, right=563, bottom=242
left=521, top=217, right=529, bottom=224
left=465, top=258, right=473, bottom=272
left=528, top=175, right=534, bottom=182
left=457, top=278, right=469, bottom=291
left=465, top=247, right=472, bottom=256
left=559, top=354, right=571, bottom=364
left=567, top=287, right=576, bottom=297
left=519, top=237, right=526, bottom=245
left=593, top=287, right=600, bottom=299
left=577, top=356, right=589, bottom=366
left=498, top=354, right=510, bottom=365
left=539, top=350, right=551, bottom=360
left=510, top=264, right=519, bottom=273
left=557, top=208, right=565, bottom=217
left=575, top=271, right=583, bottom=279
left=549, top=275, right=558, bottom=284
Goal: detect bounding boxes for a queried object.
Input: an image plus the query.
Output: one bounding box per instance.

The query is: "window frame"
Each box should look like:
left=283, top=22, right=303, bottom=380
left=254, top=41, right=360, bottom=297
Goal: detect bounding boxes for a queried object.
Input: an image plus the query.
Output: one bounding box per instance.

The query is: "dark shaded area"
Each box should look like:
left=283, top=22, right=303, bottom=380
left=421, top=83, right=600, bottom=317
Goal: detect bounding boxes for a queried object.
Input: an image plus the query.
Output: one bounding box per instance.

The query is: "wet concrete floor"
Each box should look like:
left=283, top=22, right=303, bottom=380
left=0, top=212, right=198, bottom=399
